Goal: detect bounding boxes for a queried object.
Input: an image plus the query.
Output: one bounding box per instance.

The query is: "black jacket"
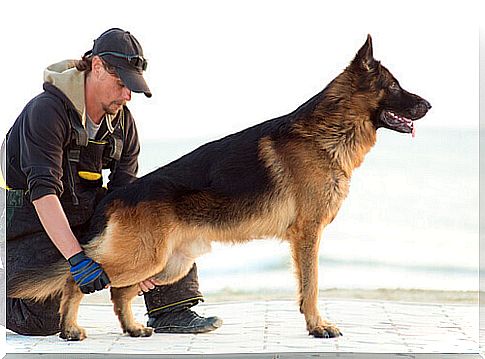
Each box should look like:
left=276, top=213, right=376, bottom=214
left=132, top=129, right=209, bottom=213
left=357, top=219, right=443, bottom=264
left=3, top=81, right=140, bottom=240
left=4, top=82, right=140, bottom=199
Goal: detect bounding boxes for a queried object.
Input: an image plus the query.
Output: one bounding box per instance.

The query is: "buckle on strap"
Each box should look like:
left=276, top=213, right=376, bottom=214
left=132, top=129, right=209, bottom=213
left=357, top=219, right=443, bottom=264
left=108, top=136, right=123, bottom=161
left=68, top=149, right=81, bottom=163
left=70, top=113, right=88, bottom=147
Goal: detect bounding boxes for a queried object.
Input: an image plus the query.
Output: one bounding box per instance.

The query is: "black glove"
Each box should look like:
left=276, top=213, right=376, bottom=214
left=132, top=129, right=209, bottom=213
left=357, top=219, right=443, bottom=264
left=68, top=251, right=110, bottom=294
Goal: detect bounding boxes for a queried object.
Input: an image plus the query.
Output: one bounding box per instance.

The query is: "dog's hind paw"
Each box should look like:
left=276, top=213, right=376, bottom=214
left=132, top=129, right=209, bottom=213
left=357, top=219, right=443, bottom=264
left=126, top=325, right=153, bottom=337
left=59, top=326, right=87, bottom=341
left=309, top=324, right=342, bottom=338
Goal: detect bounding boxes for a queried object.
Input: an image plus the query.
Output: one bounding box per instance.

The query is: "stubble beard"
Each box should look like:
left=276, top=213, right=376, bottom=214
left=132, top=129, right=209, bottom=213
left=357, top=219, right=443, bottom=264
left=103, top=101, right=125, bottom=116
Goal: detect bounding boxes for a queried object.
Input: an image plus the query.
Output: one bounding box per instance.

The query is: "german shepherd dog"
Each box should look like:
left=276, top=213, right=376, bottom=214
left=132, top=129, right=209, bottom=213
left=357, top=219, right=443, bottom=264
left=8, top=35, right=431, bottom=340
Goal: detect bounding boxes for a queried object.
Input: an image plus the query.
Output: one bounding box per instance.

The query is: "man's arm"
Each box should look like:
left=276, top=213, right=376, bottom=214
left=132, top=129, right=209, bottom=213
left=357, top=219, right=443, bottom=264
left=33, top=194, right=110, bottom=294
left=16, top=97, right=109, bottom=294
left=32, top=194, right=82, bottom=259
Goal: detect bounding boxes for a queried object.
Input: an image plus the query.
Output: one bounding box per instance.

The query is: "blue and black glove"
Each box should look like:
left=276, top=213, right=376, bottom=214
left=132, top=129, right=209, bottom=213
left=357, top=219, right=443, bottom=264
left=68, top=251, right=110, bottom=294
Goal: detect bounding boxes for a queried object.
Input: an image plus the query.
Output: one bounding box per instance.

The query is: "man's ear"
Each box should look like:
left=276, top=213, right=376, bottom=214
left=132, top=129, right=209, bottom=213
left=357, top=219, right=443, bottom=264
left=352, top=34, right=375, bottom=71
left=91, top=56, right=104, bottom=77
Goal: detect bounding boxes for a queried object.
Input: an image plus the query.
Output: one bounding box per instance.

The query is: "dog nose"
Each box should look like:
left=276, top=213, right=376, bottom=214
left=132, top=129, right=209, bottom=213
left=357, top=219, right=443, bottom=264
left=423, top=99, right=432, bottom=110
left=410, top=99, right=431, bottom=119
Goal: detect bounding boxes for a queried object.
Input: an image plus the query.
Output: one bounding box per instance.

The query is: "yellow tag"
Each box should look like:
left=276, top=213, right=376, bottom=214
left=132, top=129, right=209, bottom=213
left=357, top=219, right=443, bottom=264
left=0, top=171, right=10, bottom=190
left=78, top=171, right=102, bottom=181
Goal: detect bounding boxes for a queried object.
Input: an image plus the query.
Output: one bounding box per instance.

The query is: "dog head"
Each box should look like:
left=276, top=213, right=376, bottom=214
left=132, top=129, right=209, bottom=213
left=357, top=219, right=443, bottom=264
left=350, top=35, right=431, bottom=135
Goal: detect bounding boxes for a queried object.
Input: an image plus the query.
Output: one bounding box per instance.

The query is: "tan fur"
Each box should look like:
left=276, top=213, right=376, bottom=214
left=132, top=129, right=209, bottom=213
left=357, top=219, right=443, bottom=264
left=110, top=285, right=153, bottom=337
left=59, top=279, right=86, bottom=340
left=8, top=36, right=425, bottom=340
left=9, top=95, right=377, bottom=340
left=7, top=261, right=70, bottom=303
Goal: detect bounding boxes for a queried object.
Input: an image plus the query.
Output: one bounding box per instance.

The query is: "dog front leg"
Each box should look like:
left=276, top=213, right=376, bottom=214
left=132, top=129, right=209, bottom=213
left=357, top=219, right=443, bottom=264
left=110, top=285, right=153, bottom=337
left=59, top=278, right=86, bottom=341
left=290, top=228, right=342, bottom=338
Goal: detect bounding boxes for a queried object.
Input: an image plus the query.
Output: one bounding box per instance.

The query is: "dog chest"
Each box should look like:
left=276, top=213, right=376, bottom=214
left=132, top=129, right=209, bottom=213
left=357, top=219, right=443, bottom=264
left=179, top=235, right=213, bottom=259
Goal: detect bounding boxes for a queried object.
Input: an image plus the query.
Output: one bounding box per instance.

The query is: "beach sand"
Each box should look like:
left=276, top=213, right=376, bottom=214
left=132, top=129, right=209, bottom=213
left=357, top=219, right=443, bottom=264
left=80, top=288, right=478, bottom=306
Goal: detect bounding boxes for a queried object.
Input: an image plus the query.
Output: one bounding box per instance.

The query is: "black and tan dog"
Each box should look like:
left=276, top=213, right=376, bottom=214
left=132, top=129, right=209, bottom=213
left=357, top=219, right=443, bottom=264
left=8, top=35, right=431, bottom=340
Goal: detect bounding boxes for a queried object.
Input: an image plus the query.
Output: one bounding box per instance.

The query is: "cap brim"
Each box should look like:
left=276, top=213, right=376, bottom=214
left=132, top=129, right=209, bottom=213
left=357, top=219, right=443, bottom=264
left=114, top=67, right=152, bottom=98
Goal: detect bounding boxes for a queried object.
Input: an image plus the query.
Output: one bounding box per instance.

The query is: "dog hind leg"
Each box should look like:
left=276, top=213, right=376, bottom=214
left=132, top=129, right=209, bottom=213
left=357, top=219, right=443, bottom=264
left=110, top=285, right=153, bottom=337
left=59, top=278, right=86, bottom=341
left=289, top=225, right=342, bottom=338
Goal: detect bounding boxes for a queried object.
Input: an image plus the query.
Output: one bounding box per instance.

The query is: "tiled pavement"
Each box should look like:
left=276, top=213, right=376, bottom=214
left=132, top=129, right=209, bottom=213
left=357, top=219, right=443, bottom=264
left=4, top=299, right=480, bottom=358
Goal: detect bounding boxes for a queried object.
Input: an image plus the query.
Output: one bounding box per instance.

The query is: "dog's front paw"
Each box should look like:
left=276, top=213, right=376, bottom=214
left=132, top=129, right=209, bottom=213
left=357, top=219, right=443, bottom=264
left=309, top=323, right=342, bottom=338
left=60, top=326, right=87, bottom=341
left=126, top=324, right=153, bottom=337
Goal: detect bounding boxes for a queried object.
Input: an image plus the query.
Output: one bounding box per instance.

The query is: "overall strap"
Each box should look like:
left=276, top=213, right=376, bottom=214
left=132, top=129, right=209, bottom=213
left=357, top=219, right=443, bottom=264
left=65, top=105, right=88, bottom=206
left=97, top=108, right=125, bottom=166
left=108, top=109, right=124, bottom=162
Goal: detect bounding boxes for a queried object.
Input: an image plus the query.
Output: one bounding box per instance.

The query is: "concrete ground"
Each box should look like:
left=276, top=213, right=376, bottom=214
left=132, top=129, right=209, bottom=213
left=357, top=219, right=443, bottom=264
left=4, top=299, right=480, bottom=358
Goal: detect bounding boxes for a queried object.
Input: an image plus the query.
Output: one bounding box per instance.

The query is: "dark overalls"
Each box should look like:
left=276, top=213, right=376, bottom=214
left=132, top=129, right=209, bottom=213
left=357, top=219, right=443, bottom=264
left=3, top=86, right=202, bottom=335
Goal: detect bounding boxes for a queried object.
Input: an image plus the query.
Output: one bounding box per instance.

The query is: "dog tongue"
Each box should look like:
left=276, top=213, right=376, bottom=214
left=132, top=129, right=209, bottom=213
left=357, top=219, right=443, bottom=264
left=412, top=125, right=416, bottom=138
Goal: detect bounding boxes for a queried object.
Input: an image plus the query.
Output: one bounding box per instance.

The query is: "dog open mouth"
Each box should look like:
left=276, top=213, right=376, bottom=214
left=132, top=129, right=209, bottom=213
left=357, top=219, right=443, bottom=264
left=381, top=110, right=415, bottom=137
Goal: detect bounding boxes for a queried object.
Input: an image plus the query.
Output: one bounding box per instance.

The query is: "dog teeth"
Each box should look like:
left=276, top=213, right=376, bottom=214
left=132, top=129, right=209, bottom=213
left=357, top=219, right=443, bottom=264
left=388, top=111, right=411, bottom=123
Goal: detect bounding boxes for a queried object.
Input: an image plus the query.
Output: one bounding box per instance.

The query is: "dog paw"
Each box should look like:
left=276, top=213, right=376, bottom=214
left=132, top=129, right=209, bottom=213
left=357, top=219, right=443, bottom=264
left=126, top=325, right=153, bottom=337
left=309, top=324, right=342, bottom=338
left=60, top=326, right=87, bottom=341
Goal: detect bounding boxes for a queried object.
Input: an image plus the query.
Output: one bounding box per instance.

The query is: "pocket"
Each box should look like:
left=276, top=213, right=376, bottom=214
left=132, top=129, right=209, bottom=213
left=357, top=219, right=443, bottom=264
left=6, top=190, right=44, bottom=240
left=77, top=141, right=106, bottom=188
left=6, top=190, right=98, bottom=241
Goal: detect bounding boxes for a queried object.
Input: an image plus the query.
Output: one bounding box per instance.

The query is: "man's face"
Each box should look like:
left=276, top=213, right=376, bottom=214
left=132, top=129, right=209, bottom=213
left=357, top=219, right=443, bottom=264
left=92, top=57, right=132, bottom=115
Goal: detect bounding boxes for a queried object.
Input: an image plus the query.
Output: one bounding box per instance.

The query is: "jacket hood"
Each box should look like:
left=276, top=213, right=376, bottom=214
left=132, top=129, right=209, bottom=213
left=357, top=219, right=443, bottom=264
left=43, top=60, right=86, bottom=126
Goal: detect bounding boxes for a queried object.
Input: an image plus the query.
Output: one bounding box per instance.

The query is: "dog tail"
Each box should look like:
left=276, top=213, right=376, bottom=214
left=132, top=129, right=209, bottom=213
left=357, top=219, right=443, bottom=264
left=7, top=260, right=70, bottom=302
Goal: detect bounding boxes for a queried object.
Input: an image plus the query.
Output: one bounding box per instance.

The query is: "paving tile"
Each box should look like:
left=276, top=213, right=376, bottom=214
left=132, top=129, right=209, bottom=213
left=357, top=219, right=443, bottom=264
left=5, top=299, right=479, bottom=356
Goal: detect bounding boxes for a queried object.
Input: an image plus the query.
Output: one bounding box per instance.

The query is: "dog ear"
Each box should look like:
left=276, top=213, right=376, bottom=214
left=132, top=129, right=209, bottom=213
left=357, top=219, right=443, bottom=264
left=353, top=34, right=375, bottom=71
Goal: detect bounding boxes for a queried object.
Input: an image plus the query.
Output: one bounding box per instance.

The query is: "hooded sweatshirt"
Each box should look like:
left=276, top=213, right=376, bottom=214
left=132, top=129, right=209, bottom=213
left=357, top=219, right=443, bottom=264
left=3, top=60, right=140, bottom=204
left=43, top=60, right=87, bottom=125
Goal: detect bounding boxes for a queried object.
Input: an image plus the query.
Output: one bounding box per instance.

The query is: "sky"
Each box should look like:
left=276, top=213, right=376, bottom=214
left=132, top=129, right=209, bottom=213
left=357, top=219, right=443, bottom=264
left=0, top=0, right=481, bottom=141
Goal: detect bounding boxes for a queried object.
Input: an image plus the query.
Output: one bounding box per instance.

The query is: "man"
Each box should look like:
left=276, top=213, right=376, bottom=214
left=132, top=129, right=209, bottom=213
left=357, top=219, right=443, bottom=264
left=2, top=28, right=222, bottom=336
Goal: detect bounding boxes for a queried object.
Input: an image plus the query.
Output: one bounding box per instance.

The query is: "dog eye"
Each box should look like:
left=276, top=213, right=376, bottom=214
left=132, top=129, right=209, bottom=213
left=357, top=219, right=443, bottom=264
left=389, top=82, right=400, bottom=91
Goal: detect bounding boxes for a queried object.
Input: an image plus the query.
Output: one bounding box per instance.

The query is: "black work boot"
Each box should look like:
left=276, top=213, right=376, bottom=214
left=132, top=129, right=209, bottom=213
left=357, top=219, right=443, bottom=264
left=147, top=305, right=223, bottom=334
left=144, top=264, right=222, bottom=333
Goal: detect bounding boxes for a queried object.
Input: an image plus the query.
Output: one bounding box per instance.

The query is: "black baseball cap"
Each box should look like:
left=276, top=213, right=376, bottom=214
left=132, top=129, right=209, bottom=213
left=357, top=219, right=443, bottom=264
left=85, top=28, right=152, bottom=98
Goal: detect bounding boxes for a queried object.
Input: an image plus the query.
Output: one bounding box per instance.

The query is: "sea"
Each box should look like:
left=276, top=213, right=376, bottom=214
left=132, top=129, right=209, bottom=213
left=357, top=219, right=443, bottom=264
left=132, top=127, right=478, bottom=295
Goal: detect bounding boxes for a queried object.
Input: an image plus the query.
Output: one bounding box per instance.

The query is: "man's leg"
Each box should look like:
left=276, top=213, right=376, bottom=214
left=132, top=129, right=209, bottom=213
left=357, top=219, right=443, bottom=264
left=6, top=231, right=64, bottom=336
left=144, top=264, right=222, bottom=333
left=6, top=297, right=60, bottom=336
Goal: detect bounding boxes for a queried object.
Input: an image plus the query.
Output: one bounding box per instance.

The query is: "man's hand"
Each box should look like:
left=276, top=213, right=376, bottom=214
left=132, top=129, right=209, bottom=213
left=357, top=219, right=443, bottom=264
left=68, top=251, right=110, bottom=294
left=138, top=278, right=161, bottom=295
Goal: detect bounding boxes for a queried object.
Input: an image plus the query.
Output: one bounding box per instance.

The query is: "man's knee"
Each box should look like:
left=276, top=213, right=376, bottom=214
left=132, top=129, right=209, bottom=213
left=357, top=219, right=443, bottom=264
left=7, top=297, right=60, bottom=336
